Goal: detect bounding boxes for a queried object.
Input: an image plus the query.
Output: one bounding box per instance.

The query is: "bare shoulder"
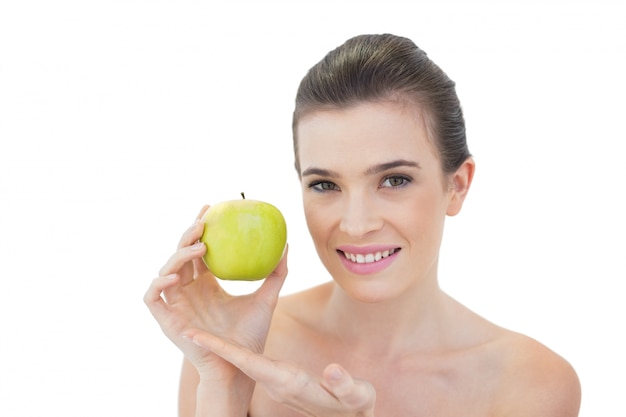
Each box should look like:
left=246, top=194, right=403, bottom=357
left=493, top=330, right=581, bottom=416
left=273, top=282, right=333, bottom=325
left=264, top=282, right=334, bottom=358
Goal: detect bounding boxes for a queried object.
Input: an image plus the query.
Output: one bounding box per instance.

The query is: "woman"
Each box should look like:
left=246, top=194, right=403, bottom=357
left=145, top=34, right=581, bottom=416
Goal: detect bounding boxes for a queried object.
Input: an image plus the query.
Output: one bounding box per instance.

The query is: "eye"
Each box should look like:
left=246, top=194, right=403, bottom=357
left=380, top=175, right=411, bottom=188
left=308, top=180, right=340, bottom=192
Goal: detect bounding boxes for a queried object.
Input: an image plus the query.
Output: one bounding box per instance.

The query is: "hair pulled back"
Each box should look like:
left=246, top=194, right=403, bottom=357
left=293, top=33, right=471, bottom=175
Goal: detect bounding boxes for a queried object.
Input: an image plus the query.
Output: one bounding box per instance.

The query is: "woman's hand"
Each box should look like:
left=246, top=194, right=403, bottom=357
left=185, top=328, right=376, bottom=417
left=144, top=206, right=289, bottom=378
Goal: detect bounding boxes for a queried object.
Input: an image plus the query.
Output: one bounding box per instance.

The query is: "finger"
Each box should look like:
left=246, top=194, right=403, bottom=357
left=255, top=244, right=289, bottom=308
left=158, top=241, right=206, bottom=278
left=190, top=331, right=322, bottom=413
left=191, top=218, right=212, bottom=277
left=269, top=243, right=289, bottom=280
left=166, top=208, right=209, bottom=280
left=144, top=274, right=180, bottom=321
left=187, top=330, right=370, bottom=415
left=185, top=329, right=286, bottom=384
left=321, top=364, right=376, bottom=412
left=192, top=256, right=209, bottom=277
left=186, top=329, right=327, bottom=410
left=196, top=204, right=210, bottom=220
left=177, top=218, right=206, bottom=250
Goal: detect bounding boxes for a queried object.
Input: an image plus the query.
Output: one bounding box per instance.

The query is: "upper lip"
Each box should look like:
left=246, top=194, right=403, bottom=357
left=336, top=244, right=400, bottom=255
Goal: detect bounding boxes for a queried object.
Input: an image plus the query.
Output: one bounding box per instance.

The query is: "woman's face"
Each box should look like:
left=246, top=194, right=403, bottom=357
left=296, top=101, right=472, bottom=303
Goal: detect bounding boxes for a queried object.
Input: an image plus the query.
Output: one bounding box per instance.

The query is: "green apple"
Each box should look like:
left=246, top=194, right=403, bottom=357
left=200, top=193, right=287, bottom=281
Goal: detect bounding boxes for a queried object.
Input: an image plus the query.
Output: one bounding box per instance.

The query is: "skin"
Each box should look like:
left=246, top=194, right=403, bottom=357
left=145, top=101, right=581, bottom=416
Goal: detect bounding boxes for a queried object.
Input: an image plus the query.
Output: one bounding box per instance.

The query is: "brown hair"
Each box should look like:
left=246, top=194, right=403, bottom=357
left=292, top=33, right=471, bottom=176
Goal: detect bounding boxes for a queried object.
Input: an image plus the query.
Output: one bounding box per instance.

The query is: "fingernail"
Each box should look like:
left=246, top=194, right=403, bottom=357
left=166, top=273, right=177, bottom=280
left=192, top=241, right=204, bottom=250
left=328, top=367, right=342, bottom=381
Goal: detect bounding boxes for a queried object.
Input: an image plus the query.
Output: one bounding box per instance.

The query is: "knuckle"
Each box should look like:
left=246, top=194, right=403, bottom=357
left=346, top=380, right=376, bottom=410
left=178, top=221, right=203, bottom=248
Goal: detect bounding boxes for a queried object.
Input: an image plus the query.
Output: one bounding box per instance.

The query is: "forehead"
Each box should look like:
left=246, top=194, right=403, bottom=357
left=296, top=101, right=439, bottom=172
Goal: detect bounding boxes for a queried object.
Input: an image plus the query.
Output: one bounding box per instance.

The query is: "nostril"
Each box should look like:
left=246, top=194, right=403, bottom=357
left=339, top=216, right=384, bottom=238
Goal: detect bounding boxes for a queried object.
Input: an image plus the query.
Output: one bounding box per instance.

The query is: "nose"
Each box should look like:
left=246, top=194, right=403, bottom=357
left=339, top=192, right=384, bottom=238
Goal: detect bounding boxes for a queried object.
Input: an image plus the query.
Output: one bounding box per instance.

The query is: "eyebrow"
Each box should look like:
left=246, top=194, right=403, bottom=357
left=364, top=159, right=421, bottom=175
left=301, top=159, right=421, bottom=178
left=301, top=167, right=340, bottom=178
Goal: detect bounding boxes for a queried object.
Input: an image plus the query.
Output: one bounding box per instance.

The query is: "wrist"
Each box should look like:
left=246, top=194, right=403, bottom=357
left=194, top=371, right=255, bottom=417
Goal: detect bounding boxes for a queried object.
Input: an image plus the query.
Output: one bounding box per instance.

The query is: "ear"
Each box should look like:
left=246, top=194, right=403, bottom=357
left=446, top=157, right=475, bottom=216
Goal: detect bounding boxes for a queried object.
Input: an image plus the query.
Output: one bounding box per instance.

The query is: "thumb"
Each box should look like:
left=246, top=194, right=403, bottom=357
left=255, top=244, right=289, bottom=308
left=321, top=363, right=376, bottom=412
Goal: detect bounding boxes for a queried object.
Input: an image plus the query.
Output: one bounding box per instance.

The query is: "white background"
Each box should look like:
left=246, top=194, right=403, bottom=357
left=1, top=1, right=624, bottom=415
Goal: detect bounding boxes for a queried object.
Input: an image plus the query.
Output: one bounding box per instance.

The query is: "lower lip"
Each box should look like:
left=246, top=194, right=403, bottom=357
left=338, top=250, right=399, bottom=275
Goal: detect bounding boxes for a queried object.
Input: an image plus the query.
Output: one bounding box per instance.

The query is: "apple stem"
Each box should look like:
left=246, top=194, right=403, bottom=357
left=241, top=192, right=245, bottom=200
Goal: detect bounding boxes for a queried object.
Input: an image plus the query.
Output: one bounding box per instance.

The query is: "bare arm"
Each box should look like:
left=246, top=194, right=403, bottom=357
left=185, top=329, right=376, bottom=417
left=178, top=358, right=257, bottom=417
left=145, top=208, right=288, bottom=417
left=178, top=358, right=199, bottom=417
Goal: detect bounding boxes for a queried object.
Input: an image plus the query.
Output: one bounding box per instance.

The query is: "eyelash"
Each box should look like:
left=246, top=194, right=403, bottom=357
left=307, top=175, right=412, bottom=193
left=307, top=180, right=339, bottom=192
left=380, top=175, right=412, bottom=189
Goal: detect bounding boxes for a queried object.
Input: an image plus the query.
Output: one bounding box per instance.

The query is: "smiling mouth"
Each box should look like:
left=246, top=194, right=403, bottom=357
left=339, top=248, right=400, bottom=264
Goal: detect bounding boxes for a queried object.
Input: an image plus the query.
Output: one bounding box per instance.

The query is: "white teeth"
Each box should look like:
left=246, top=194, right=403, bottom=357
left=342, top=249, right=397, bottom=264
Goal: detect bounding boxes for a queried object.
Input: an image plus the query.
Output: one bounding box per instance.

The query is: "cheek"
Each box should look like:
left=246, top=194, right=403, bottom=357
left=397, top=190, right=448, bottom=237
left=302, top=197, right=341, bottom=251
left=303, top=199, right=326, bottom=239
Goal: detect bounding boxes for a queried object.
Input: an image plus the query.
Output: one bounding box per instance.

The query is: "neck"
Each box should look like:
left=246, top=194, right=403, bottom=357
left=322, top=278, right=454, bottom=358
